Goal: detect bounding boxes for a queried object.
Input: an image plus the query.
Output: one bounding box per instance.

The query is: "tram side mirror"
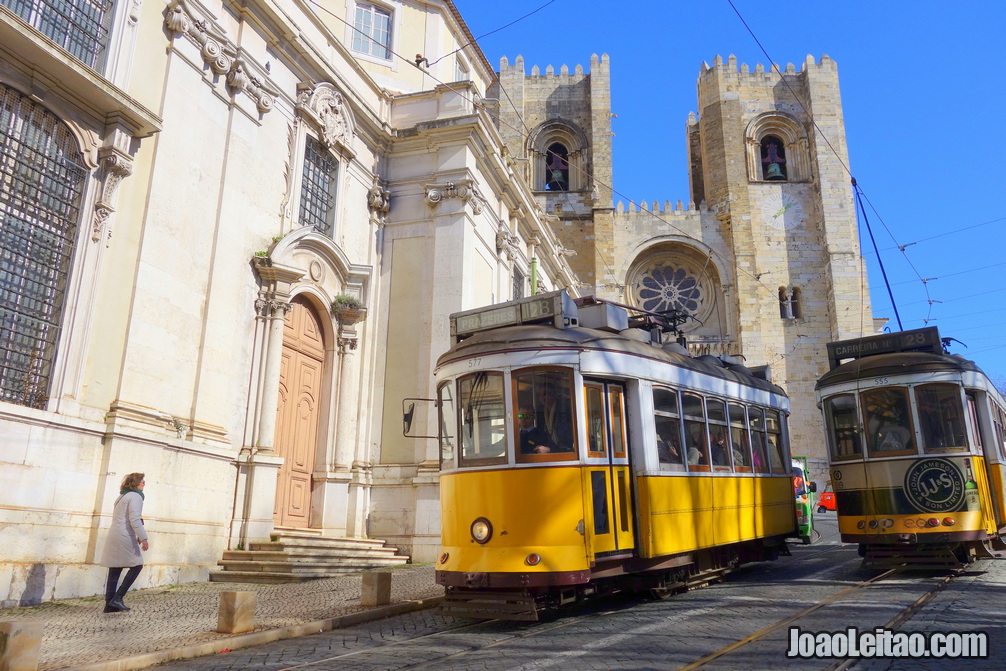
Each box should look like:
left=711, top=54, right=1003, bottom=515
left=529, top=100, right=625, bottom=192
left=809, top=481, right=818, bottom=493
left=403, top=402, right=415, bottom=435
left=401, top=397, right=439, bottom=439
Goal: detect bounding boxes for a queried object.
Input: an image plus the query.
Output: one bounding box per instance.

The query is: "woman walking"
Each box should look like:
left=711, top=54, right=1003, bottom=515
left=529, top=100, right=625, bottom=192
left=100, top=473, right=149, bottom=613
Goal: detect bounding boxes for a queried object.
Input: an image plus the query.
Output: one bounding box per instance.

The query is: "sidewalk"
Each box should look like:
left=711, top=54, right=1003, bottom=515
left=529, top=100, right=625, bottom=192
left=0, top=564, right=442, bottom=671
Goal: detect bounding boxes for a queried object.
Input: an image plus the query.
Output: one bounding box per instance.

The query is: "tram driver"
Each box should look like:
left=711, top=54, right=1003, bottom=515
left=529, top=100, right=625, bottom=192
left=518, top=407, right=556, bottom=454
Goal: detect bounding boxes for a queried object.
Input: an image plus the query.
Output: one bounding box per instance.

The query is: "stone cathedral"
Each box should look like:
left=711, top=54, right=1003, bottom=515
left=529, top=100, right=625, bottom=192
left=492, top=53, right=879, bottom=465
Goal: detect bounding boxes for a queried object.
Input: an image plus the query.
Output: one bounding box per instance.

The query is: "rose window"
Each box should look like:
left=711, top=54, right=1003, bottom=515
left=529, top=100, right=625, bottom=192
left=637, top=265, right=703, bottom=315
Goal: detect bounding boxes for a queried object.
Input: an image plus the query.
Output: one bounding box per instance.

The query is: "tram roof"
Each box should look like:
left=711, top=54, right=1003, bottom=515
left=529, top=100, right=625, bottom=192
left=816, top=351, right=981, bottom=389
left=437, top=323, right=787, bottom=396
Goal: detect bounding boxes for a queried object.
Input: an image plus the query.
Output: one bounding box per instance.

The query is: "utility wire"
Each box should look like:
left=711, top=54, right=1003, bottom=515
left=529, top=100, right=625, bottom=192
left=428, top=1, right=558, bottom=67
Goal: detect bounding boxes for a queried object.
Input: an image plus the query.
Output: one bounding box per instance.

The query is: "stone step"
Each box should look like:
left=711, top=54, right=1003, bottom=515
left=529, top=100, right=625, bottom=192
left=252, top=537, right=396, bottom=552
left=223, top=550, right=406, bottom=563
left=208, top=570, right=319, bottom=583
left=249, top=543, right=402, bottom=559
left=212, top=533, right=411, bottom=584
left=217, top=558, right=407, bottom=573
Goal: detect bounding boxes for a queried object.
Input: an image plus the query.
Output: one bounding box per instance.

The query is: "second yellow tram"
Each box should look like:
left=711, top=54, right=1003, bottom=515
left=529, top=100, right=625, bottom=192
left=816, top=327, right=1006, bottom=567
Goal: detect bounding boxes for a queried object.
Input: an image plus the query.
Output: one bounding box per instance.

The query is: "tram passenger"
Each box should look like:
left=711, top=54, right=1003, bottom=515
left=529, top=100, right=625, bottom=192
left=518, top=407, right=556, bottom=454
left=711, top=431, right=731, bottom=467
left=657, top=434, right=682, bottom=465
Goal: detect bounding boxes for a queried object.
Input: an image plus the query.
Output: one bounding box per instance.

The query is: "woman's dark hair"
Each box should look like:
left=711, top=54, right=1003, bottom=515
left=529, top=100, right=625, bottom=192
left=121, top=472, right=145, bottom=490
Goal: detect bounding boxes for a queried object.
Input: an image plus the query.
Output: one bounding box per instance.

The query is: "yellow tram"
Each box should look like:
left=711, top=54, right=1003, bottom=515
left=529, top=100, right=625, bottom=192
left=432, top=291, right=798, bottom=619
left=815, top=327, right=1006, bottom=567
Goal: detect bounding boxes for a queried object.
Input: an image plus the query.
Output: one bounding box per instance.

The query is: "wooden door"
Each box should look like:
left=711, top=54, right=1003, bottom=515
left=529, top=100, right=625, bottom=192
left=273, top=298, right=325, bottom=528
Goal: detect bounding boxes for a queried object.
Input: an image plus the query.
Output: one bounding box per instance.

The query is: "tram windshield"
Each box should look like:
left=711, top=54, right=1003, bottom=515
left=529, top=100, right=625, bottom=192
left=916, top=383, right=968, bottom=452
left=823, top=394, right=862, bottom=461
left=458, top=372, right=507, bottom=466
left=862, top=387, right=915, bottom=454
left=438, top=382, right=456, bottom=466
left=514, top=368, right=576, bottom=460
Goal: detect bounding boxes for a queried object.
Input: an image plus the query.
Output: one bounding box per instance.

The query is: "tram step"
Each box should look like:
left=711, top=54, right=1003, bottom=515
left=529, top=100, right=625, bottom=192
left=440, top=589, right=539, bottom=622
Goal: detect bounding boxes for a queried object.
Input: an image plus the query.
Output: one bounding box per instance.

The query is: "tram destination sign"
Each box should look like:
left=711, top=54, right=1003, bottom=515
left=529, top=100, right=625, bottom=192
left=450, top=290, right=577, bottom=342
left=826, top=326, right=942, bottom=370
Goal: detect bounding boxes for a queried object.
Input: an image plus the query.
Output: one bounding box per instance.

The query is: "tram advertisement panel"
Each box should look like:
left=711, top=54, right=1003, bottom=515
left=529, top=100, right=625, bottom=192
left=831, top=456, right=986, bottom=517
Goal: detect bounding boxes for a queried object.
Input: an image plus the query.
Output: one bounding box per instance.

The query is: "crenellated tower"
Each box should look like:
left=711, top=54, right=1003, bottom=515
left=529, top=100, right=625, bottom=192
left=490, top=54, right=613, bottom=289
left=686, top=53, right=877, bottom=461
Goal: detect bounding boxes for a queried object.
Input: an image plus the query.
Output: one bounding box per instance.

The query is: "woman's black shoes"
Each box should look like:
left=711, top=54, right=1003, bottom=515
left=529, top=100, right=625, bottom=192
left=104, top=598, right=130, bottom=612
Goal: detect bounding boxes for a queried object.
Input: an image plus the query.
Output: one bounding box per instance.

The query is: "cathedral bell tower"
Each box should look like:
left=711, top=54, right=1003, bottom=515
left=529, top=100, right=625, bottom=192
left=688, top=54, right=875, bottom=460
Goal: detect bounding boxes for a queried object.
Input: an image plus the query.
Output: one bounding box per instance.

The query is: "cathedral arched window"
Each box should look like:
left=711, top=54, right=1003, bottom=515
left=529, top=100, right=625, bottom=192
left=528, top=121, right=588, bottom=192
left=761, top=134, right=787, bottom=181
left=0, top=85, right=88, bottom=408
left=545, top=143, right=569, bottom=191
left=745, top=113, right=809, bottom=183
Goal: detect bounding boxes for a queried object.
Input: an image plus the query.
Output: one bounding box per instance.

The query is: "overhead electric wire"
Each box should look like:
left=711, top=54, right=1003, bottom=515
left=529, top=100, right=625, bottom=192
left=428, top=0, right=558, bottom=67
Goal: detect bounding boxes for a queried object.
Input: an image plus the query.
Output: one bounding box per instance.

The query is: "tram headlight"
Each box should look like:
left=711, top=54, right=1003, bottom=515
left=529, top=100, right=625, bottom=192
left=868, top=519, right=879, bottom=529
left=857, top=520, right=866, bottom=529
left=943, top=517, right=956, bottom=527
left=470, top=517, right=493, bottom=544
left=525, top=553, right=541, bottom=566
left=439, top=552, right=449, bottom=564
left=927, top=518, right=940, bottom=528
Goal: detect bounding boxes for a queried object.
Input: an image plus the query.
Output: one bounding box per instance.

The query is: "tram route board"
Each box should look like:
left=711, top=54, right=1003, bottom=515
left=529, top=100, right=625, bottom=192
left=826, top=326, right=942, bottom=370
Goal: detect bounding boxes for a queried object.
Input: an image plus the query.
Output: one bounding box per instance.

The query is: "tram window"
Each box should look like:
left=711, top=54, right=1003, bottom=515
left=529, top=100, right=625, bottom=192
left=513, top=368, right=576, bottom=461
left=707, top=399, right=731, bottom=471
left=729, top=403, right=752, bottom=472
left=765, top=410, right=787, bottom=473
left=609, top=387, right=627, bottom=458
left=914, top=384, right=968, bottom=452
left=458, top=372, right=507, bottom=466
left=585, top=384, right=607, bottom=458
left=966, top=393, right=983, bottom=455
left=591, top=471, right=610, bottom=534
left=862, top=387, right=916, bottom=455
left=748, top=408, right=770, bottom=473
left=654, top=386, right=685, bottom=467
left=682, top=393, right=710, bottom=471
left=823, top=394, right=861, bottom=460
left=438, top=382, right=456, bottom=467
left=994, top=403, right=1006, bottom=460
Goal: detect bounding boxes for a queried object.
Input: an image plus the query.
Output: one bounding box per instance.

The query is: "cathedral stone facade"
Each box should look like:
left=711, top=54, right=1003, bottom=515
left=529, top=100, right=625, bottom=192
left=491, top=53, right=879, bottom=469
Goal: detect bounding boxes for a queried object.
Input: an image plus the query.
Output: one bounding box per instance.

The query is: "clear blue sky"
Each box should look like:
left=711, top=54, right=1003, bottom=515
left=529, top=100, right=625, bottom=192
left=451, top=0, right=1006, bottom=383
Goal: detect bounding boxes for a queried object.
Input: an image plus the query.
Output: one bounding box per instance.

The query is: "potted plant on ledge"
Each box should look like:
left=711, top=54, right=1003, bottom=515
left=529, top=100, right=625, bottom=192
left=331, top=294, right=367, bottom=325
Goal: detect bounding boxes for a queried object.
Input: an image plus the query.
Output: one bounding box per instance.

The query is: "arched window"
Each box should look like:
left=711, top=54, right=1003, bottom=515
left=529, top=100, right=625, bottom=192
left=544, top=143, right=569, bottom=191
left=745, top=112, right=809, bottom=183
left=761, top=134, right=787, bottom=181
left=528, top=120, right=588, bottom=192
left=0, top=85, right=88, bottom=408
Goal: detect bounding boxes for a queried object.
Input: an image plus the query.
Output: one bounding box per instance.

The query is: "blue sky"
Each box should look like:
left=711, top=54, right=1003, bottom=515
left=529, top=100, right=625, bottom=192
left=451, top=1, right=1006, bottom=383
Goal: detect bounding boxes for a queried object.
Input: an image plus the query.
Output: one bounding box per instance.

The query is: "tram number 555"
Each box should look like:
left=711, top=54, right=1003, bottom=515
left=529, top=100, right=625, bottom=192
left=873, top=377, right=890, bottom=386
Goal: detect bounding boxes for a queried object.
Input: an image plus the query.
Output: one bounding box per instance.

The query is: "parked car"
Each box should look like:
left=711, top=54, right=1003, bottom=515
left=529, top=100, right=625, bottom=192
left=817, top=482, right=836, bottom=513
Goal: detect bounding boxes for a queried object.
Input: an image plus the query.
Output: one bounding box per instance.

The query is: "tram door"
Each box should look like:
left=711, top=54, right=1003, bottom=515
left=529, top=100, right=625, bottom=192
left=584, top=381, right=636, bottom=556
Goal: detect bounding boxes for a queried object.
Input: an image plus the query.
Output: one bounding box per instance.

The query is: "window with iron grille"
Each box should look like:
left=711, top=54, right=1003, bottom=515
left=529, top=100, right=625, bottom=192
left=2, top=0, right=116, bottom=71
left=351, top=2, right=392, bottom=60
left=299, top=136, right=338, bottom=236
left=512, top=268, right=525, bottom=300
left=0, top=85, right=88, bottom=408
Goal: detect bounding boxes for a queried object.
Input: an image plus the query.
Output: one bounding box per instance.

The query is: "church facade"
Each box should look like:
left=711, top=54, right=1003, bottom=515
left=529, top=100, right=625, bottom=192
left=0, top=0, right=872, bottom=606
